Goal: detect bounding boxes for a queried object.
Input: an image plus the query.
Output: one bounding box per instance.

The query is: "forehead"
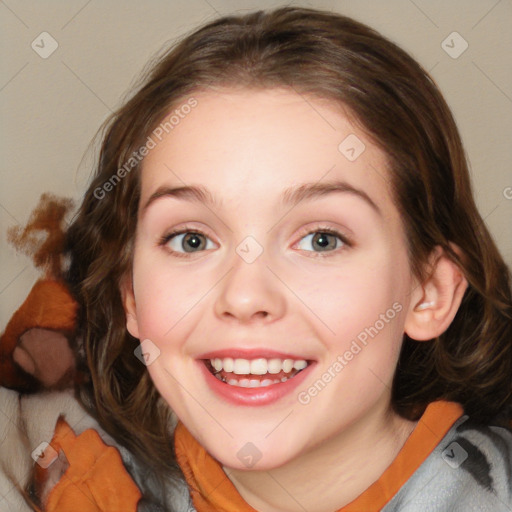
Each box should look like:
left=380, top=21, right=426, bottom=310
left=139, top=88, right=396, bottom=217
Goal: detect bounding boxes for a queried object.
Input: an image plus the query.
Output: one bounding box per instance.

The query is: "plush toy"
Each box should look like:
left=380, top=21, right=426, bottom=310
left=0, top=193, right=80, bottom=392
left=0, top=193, right=191, bottom=512
left=0, top=279, right=78, bottom=391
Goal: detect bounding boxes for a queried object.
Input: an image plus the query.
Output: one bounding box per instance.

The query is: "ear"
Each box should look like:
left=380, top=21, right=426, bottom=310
left=119, top=274, right=140, bottom=339
left=404, top=245, right=468, bottom=341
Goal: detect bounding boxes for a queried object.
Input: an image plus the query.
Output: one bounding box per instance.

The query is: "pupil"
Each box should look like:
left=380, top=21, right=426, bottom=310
left=315, top=232, right=334, bottom=251
left=185, top=233, right=202, bottom=251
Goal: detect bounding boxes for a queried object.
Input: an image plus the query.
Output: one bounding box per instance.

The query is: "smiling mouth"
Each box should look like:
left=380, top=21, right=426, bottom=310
left=204, top=357, right=310, bottom=388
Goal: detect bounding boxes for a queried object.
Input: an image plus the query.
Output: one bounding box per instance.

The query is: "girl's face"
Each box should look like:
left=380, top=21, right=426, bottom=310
left=123, top=88, right=417, bottom=470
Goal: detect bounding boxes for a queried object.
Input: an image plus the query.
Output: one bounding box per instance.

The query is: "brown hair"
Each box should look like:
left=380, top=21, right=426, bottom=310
left=65, top=5, right=512, bottom=485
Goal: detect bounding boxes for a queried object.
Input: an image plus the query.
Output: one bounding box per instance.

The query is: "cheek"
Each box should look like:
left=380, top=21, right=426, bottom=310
left=132, top=255, right=211, bottom=340
left=300, top=253, right=407, bottom=389
left=298, top=255, right=403, bottom=339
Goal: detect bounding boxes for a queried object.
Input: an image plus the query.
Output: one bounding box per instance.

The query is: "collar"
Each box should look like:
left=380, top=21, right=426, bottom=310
left=174, top=400, right=464, bottom=512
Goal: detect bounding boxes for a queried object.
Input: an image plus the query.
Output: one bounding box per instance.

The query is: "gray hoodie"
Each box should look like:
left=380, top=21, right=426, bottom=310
left=382, top=414, right=512, bottom=511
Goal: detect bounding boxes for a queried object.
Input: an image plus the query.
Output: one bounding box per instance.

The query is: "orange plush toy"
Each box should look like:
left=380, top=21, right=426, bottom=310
left=0, top=278, right=78, bottom=391
left=0, top=193, right=80, bottom=392
left=0, top=193, right=144, bottom=512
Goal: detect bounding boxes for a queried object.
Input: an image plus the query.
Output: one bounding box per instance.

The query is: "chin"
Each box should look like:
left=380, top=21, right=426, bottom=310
left=202, top=433, right=303, bottom=473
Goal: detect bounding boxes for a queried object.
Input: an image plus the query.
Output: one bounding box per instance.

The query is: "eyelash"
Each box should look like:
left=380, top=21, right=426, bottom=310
left=158, top=224, right=353, bottom=259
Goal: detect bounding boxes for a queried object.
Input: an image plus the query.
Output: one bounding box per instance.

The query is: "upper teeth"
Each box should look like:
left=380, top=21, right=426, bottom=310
left=210, top=357, right=308, bottom=375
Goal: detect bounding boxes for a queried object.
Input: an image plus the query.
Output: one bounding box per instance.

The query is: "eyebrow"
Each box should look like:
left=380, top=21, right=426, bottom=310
left=142, top=180, right=381, bottom=215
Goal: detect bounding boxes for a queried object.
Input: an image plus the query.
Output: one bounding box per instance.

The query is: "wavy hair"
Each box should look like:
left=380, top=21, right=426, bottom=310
left=65, top=5, right=512, bottom=490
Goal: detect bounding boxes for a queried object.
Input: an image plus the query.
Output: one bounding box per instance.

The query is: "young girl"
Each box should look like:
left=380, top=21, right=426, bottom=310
left=64, top=6, right=512, bottom=511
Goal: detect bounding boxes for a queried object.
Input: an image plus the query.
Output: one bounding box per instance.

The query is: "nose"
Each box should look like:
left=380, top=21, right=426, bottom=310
left=213, top=252, right=286, bottom=324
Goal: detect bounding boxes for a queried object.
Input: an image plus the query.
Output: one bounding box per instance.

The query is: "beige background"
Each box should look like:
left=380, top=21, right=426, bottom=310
left=1, top=0, right=511, bottom=328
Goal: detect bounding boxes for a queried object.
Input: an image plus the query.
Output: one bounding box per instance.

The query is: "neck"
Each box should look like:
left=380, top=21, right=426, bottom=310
left=224, top=402, right=418, bottom=512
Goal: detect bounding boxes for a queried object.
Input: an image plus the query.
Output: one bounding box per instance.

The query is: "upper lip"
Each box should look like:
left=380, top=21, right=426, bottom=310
left=196, top=348, right=314, bottom=361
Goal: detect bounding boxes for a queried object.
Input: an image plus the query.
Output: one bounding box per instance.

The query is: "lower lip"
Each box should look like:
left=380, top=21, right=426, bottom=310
left=198, top=361, right=314, bottom=406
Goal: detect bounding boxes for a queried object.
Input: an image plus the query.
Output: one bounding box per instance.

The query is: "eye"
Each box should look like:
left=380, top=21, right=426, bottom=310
left=159, top=225, right=352, bottom=258
left=159, top=227, right=215, bottom=257
left=295, top=227, right=351, bottom=257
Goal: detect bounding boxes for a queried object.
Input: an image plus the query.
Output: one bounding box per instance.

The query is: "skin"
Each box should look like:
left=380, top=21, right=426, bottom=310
left=122, top=88, right=467, bottom=511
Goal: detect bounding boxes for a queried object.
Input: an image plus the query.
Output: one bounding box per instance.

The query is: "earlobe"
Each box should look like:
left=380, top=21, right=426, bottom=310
left=120, top=276, right=140, bottom=339
left=404, top=245, right=468, bottom=341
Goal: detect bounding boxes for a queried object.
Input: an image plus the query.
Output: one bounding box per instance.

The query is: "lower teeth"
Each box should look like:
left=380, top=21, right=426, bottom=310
left=214, top=374, right=294, bottom=387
